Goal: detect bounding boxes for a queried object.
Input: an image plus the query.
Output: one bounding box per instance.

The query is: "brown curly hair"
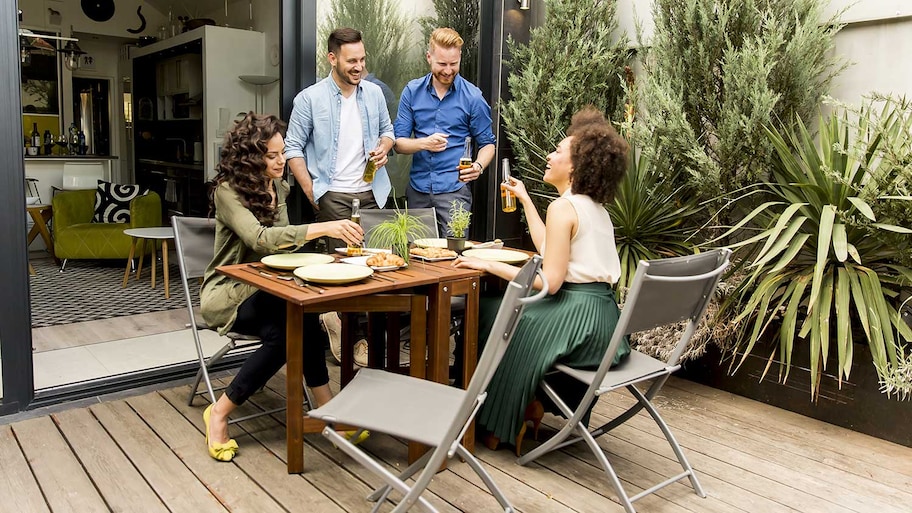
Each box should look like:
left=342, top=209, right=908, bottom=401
left=211, top=112, right=287, bottom=225
left=566, top=106, right=628, bottom=204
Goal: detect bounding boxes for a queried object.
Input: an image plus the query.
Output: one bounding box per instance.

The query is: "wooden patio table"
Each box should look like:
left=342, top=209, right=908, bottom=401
left=217, top=258, right=482, bottom=474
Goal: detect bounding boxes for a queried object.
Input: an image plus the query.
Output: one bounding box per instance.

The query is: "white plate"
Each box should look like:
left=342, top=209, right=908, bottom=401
left=342, top=255, right=406, bottom=271
left=261, top=253, right=334, bottom=270
left=461, top=248, right=530, bottom=264
left=334, top=247, right=391, bottom=255
left=294, top=263, right=374, bottom=284
left=409, top=253, right=458, bottom=262
left=413, top=238, right=475, bottom=249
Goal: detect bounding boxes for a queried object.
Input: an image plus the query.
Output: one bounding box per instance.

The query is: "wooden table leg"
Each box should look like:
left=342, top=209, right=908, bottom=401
left=150, top=240, right=157, bottom=289
left=27, top=206, right=60, bottom=266
left=408, top=294, right=429, bottom=464
left=122, top=238, right=137, bottom=288
left=162, top=239, right=170, bottom=299
left=459, top=279, right=480, bottom=454
left=286, top=303, right=305, bottom=474
left=136, top=239, right=146, bottom=282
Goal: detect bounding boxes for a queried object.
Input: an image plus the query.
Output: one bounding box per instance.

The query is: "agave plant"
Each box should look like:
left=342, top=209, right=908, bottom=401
left=609, top=134, right=703, bottom=291
left=722, top=101, right=912, bottom=399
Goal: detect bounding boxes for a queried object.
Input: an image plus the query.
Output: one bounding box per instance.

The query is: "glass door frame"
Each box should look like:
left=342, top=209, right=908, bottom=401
left=0, top=1, right=35, bottom=416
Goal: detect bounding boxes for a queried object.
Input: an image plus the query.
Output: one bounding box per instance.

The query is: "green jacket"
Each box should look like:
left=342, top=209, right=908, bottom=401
left=200, top=180, right=311, bottom=335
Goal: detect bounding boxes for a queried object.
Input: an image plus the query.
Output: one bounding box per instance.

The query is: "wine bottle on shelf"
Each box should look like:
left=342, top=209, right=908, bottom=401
left=43, top=129, right=53, bottom=156
left=347, top=198, right=363, bottom=256
left=31, top=123, right=41, bottom=155
left=501, top=158, right=517, bottom=213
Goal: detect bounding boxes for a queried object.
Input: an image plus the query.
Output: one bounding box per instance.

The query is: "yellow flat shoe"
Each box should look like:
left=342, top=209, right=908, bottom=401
left=204, top=404, right=239, bottom=462
left=333, top=429, right=371, bottom=448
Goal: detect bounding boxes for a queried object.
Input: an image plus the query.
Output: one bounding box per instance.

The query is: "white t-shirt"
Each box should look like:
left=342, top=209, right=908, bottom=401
left=543, top=190, right=621, bottom=284
left=329, top=93, right=370, bottom=193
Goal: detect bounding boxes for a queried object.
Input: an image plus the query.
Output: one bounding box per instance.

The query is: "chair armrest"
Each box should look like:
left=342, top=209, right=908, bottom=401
left=51, top=189, right=96, bottom=232
left=130, top=191, right=163, bottom=228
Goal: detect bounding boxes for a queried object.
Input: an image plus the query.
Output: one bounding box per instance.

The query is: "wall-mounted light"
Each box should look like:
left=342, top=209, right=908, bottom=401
left=519, top=0, right=530, bottom=10
left=60, top=39, right=86, bottom=71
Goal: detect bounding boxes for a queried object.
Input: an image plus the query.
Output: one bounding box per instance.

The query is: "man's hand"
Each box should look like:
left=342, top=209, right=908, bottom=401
left=458, top=161, right=483, bottom=182
left=422, top=132, right=449, bottom=152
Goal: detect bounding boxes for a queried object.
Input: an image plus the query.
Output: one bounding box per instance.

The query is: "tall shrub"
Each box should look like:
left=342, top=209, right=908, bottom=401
left=317, top=0, right=420, bottom=97
left=636, top=0, right=844, bottom=209
left=418, top=0, right=481, bottom=85
left=501, top=0, right=630, bottom=214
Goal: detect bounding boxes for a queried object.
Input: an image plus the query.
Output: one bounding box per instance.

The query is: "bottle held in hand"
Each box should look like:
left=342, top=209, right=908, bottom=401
left=362, top=152, right=377, bottom=183
left=347, top=198, right=363, bottom=256
left=458, top=136, right=473, bottom=181
left=501, top=158, right=516, bottom=213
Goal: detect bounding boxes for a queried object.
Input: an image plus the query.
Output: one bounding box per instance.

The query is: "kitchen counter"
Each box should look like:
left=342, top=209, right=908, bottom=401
left=25, top=155, right=119, bottom=160
left=137, top=158, right=204, bottom=171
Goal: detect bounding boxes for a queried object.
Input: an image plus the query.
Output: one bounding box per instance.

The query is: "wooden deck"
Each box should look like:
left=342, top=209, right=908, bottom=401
left=2, top=368, right=911, bottom=513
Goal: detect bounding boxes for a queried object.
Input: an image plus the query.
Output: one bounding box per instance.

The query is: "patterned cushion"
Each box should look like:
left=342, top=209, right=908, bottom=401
left=93, top=181, right=147, bottom=223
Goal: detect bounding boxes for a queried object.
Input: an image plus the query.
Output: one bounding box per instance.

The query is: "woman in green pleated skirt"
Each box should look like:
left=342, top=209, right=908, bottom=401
left=455, top=106, right=630, bottom=448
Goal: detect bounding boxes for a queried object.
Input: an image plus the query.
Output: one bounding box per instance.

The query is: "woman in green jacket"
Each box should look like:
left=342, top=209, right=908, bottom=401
left=200, top=113, right=363, bottom=462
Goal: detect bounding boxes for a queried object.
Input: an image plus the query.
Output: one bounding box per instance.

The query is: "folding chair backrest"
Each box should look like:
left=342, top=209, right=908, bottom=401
left=361, top=207, right=438, bottom=244
left=452, top=256, right=546, bottom=441
left=613, top=249, right=731, bottom=366
left=172, top=216, right=216, bottom=281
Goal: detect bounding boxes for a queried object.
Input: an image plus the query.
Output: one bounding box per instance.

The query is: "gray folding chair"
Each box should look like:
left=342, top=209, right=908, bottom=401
left=172, top=216, right=311, bottom=420
left=308, top=255, right=547, bottom=513
left=518, top=249, right=731, bottom=513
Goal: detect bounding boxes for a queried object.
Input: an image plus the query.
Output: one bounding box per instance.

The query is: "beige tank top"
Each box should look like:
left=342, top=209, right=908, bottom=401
left=543, top=190, right=621, bottom=284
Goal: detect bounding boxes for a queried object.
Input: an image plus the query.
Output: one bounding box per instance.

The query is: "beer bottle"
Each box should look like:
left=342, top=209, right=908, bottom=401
left=501, top=158, right=517, bottom=212
left=347, top=198, right=363, bottom=256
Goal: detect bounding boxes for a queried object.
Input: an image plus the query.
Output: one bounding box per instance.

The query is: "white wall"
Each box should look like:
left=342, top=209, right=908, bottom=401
left=615, top=0, right=912, bottom=105
left=19, top=0, right=166, bottom=38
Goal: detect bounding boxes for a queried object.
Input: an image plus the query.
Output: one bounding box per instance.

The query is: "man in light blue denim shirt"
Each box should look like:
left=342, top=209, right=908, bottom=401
left=285, top=27, right=395, bottom=252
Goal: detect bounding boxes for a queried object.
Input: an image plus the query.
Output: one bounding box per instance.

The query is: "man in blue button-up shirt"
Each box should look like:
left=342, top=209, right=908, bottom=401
left=286, top=27, right=395, bottom=251
left=394, top=27, right=495, bottom=237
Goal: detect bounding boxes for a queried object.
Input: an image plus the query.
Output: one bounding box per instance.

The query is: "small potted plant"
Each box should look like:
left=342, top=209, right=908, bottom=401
left=366, top=206, right=432, bottom=265
left=446, top=200, right=472, bottom=252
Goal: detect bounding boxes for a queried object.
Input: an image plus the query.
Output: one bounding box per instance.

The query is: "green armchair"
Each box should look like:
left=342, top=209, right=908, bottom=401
left=52, top=189, right=162, bottom=270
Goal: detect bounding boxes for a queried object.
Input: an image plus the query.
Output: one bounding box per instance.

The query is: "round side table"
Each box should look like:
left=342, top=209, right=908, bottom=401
left=122, top=227, right=175, bottom=299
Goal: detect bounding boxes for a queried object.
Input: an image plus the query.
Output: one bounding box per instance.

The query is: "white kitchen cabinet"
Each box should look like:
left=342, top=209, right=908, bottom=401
left=132, top=25, right=265, bottom=179
left=156, top=54, right=202, bottom=97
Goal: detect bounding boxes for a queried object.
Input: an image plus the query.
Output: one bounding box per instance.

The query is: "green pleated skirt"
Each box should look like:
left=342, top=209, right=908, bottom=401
left=476, top=282, right=630, bottom=442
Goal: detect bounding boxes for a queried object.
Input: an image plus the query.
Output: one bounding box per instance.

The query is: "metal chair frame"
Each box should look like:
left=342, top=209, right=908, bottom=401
left=517, top=249, right=731, bottom=513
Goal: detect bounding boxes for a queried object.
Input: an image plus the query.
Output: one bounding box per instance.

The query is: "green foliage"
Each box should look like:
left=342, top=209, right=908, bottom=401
left=637, top=0, right=845, bottom=209
left=501, top=0, right=630, bottom=214
left=610, top=132, right=704, bottom=291
left=719, top=101, right=912, bottom=399
left=446, top=200, right=472, bottom=238
left=317, top=0, right=421, bottom=97
left=417, top=0, right=480, bottom=84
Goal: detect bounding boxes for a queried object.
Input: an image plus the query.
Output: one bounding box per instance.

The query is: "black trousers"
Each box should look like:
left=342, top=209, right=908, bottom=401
left=225, top=291, right=329, bottom=405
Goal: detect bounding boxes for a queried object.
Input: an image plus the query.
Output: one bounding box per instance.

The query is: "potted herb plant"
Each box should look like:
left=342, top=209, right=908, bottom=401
left=446, top=200, right=472, bottom=252
left=366, top=207, right=432, bottom=265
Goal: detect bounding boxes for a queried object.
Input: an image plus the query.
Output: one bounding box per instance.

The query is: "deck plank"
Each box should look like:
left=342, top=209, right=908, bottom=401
left=125, top=391, right=287, bottom=513
left=52, top=408, right=169, bottom=512
left=597, top=383, right=912, bottom=513
left=0, top=425, right=50, bottom=513
left=1, top=370, right=910, bottom=513
left=12, top=416, right=108, bottom=512
left=157, top=385, right=348, bottom=513
left=89, top=399, right=227, bottom=512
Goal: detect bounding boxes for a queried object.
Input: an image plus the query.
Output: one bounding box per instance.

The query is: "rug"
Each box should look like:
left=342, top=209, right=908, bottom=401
left=29, top=258, right=199, bottom=328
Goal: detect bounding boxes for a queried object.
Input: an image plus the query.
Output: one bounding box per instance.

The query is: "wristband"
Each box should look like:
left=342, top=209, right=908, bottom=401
left=472, top=162, right=483, bottom=173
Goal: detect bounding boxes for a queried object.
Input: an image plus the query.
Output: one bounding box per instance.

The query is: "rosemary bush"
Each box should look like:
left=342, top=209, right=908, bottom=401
left=446, top=200, right=472, bottom=238
left=501, top=0, right=629, bottom=215
left=636, top=0, right=845, bottom=211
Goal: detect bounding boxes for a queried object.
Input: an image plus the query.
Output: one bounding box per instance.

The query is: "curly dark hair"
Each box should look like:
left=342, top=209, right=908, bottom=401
left=566, top=106, right=628, bottom=204
left=211, top=112, right=287, bottom=225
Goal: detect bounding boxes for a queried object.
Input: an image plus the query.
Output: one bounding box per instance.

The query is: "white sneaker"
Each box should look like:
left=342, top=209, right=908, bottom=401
left=320, top=312, right=342, bottom=364
left=353, top=339, right=369, bottom=367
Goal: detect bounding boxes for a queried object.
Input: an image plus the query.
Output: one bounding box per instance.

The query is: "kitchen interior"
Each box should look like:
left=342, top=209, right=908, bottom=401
left=20, top=0, right=281, bottom=223
left=18, top=0, right=282, bottom=389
